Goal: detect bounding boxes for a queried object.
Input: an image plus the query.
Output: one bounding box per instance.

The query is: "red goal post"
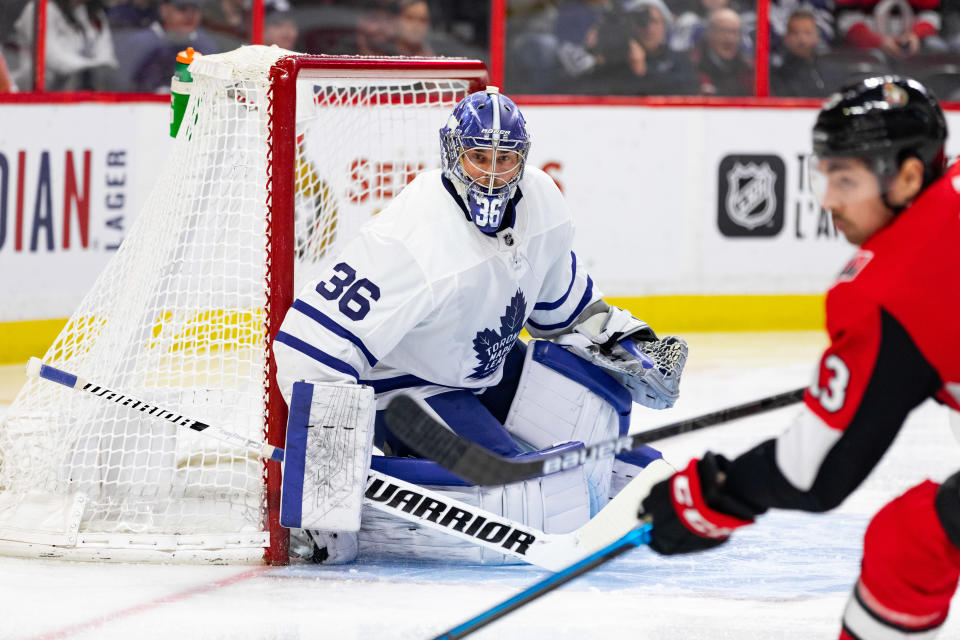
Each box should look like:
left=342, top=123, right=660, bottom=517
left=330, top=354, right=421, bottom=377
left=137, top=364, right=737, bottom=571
left=264, top=53, right=488, bottom=563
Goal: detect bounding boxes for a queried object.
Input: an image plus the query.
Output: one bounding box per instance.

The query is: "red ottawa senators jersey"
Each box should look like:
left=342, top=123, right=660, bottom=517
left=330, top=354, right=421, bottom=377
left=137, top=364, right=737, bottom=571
left=723, top=161, right=960, bottom=514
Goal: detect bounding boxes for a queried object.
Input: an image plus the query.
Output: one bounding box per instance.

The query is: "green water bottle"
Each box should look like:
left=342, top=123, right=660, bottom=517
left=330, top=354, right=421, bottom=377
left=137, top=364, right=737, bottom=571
left=170, top=47, right=201, bottom=138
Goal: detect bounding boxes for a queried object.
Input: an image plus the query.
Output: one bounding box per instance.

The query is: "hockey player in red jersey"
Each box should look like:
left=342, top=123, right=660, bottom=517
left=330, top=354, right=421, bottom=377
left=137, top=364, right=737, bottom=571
left=640, top=75, right=960, bottom=639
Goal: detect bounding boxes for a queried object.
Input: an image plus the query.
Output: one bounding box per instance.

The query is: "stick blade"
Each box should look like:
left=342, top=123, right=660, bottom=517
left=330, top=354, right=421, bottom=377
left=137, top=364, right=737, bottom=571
left=383, top=395, right=471, bottom=469
left=384, top=395, right=544, bottom=485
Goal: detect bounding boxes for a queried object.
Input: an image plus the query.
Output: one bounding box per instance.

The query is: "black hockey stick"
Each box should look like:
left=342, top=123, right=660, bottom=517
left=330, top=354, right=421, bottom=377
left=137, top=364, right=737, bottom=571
left=25, top=357, right=285, bottom=462
left=384, top=386, right=805, bottom=485
left=432, top=523, right=653, bottom=639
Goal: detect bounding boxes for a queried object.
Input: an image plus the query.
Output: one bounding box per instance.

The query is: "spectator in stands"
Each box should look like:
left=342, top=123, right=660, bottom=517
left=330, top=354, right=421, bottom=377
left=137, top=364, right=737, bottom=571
left=393, top=0, right=434, bottom=56
left=0, top=52, right=16, bottom=92
left=108, top=0, right=160, bottom=30
left=552, top=0, right=607, bottom=82
left=835, top=0, right=944, bottom=59
left=943, top=0, right=960, bottom=48
left=772, top=8, right=838, bottom=96
left=263, top=0, right=298, bottom=50
left=504, top=0, right=565, bottom=93
left=202, top=0, right=249, bottom=52
left=113, top=0, right=219, bottom=92
left=298, top=1, right=360, bottom=55
left=585, top=0, right=699, bottom=94
left=356, top=0, right=399, bottom=56
left=1, top=0, right=31, bottom=40
left=428, top=0, right=490, bottom=52
left=11, top=0, right=118, bottom=90
left=768, top=0, right=834, bottom=51
left=670, top=0, right=730, bottom=52
left=504, top=0, right=609, bottom=93
left=692, top=7, right=754, bottom=95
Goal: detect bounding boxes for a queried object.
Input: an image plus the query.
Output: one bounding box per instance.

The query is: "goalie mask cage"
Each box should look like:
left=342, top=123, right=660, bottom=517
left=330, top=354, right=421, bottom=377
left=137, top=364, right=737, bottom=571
left=0, top=46, right=487, bottom=564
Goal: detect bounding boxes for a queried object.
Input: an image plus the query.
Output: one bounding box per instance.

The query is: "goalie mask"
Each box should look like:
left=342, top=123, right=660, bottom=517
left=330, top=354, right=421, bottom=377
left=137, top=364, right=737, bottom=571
left=440, top=86, right=531, bottom=234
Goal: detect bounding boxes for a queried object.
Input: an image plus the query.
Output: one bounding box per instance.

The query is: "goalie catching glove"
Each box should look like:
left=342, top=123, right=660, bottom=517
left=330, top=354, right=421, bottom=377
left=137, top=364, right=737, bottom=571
left=639, top=452, right=762, bottom=554
left=555, top=305, right=688, bottom=409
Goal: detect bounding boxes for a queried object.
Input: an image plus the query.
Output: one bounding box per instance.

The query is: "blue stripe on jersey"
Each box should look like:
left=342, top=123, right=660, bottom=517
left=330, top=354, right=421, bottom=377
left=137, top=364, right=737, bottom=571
left=359, top=374, right=467, bottom=395
left=274, top=331, right=360, bottom=380
left=441, top=175, right=469, bottom=220
left=291, top=299, right=378, bottom=366
left=360, top=374, right=432, bottom=394
left=534, top=251, right=576, bottom=311
left=527, top=275, right=594, bottom=332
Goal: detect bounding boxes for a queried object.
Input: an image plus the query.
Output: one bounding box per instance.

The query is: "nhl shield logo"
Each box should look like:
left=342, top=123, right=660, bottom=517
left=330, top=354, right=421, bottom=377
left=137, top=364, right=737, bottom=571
left=726, top=162, right=777, bottom=230
left=717, top=154, right=785, bottom=237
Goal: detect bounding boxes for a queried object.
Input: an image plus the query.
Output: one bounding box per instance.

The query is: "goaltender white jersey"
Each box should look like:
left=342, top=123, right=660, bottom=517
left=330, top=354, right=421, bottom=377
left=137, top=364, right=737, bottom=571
left=273, top=166, right=601, bottom=399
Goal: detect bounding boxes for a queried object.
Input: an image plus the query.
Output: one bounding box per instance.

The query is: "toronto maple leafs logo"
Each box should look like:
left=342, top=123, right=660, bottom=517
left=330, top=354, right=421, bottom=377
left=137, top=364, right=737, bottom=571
left=469, top=289, right=527, bottom=380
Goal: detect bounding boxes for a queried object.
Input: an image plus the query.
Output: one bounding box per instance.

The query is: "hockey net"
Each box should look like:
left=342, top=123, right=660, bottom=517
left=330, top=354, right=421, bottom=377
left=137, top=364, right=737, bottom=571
left=0, top=46, right=486, bottom=564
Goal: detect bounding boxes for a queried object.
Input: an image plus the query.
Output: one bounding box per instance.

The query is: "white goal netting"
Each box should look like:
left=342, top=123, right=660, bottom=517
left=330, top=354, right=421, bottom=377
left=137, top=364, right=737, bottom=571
left=0, top=46, right=478, bottom=563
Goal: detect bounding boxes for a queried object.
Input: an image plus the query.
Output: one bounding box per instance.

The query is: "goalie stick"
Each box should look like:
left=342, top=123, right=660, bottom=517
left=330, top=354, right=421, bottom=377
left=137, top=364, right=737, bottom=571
left=384, top=386, right=806, bottom=486
left=27, top=358, right=663, bottom=570
left=25, top=357, right=285, bottom=462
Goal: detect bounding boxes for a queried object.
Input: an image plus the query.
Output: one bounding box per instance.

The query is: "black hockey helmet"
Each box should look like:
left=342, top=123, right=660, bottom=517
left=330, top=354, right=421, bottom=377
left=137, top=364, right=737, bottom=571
left=812, top=75, right=947, bottom=188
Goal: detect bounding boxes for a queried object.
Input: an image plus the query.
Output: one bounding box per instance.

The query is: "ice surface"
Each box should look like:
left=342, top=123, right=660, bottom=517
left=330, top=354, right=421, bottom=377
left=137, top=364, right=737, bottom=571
left=1, top=332, right=957, bottom=640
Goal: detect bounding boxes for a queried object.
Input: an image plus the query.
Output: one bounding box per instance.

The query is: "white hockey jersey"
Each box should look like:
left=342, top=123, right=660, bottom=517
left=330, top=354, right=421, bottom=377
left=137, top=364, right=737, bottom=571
left=273, top=166, right=601, bottom=400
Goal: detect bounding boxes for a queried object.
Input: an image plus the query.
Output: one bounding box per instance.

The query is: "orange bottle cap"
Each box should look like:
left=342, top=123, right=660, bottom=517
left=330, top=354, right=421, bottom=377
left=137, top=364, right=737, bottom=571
left=176, top=47, right=202, bottom=64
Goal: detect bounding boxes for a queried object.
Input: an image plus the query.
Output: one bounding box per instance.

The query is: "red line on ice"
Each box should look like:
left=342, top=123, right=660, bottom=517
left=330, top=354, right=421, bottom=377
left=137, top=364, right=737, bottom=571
left=25, top=566, right=272, bottom=640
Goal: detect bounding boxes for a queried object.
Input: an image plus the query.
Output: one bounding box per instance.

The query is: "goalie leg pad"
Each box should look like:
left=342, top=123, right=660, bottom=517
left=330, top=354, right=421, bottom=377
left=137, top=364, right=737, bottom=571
left=609, top=447, right=666, bottom=500
left=504, top=340, right=630, bottom=515
left=280, top=380, right=376, bottom=533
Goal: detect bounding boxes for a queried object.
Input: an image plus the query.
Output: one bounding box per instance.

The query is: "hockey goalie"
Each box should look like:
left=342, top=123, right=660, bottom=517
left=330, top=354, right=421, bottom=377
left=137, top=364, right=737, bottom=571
left=272, top=86, right=687, bottom=564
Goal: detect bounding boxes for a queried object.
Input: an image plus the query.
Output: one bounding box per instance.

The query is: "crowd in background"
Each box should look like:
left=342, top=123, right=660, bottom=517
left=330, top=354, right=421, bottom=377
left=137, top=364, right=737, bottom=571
left=0, top=0, right=485, bottom=92
left=1, top=0, right=960, bottom=97
left=509, top=0, right=960, bottom=96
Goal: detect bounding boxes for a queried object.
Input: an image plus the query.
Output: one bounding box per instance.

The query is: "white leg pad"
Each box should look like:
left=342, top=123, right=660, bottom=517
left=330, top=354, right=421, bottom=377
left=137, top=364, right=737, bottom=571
left=503, top=343, right=622, bottom=515
left=609, top=455, right=675, bottom=499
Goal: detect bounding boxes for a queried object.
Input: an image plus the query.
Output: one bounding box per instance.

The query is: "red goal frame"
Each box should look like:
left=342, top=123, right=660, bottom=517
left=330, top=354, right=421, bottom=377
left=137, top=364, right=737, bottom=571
left=263, top=56, right=488, bottom=564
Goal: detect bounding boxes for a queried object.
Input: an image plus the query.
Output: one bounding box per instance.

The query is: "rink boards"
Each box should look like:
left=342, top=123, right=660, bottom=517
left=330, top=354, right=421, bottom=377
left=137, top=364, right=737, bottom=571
left=3, top=101, right=960, bottom=360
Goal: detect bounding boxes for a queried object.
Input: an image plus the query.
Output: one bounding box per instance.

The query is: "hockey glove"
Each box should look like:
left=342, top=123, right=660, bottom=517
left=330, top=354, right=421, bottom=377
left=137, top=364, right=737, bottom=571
left=555, top=306, right=687, bottom=409
left=639, top=452, right=759, bottom=555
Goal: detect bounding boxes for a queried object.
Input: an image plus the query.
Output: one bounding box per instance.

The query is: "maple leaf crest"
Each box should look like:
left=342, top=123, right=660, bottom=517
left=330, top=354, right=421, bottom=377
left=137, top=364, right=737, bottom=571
left=469, top=289, right=528, bottom=380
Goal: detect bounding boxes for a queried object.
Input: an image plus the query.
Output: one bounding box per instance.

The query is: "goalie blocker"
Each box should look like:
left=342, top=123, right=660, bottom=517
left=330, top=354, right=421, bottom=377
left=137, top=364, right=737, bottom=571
left=280, top=381, right=377, bottom=533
